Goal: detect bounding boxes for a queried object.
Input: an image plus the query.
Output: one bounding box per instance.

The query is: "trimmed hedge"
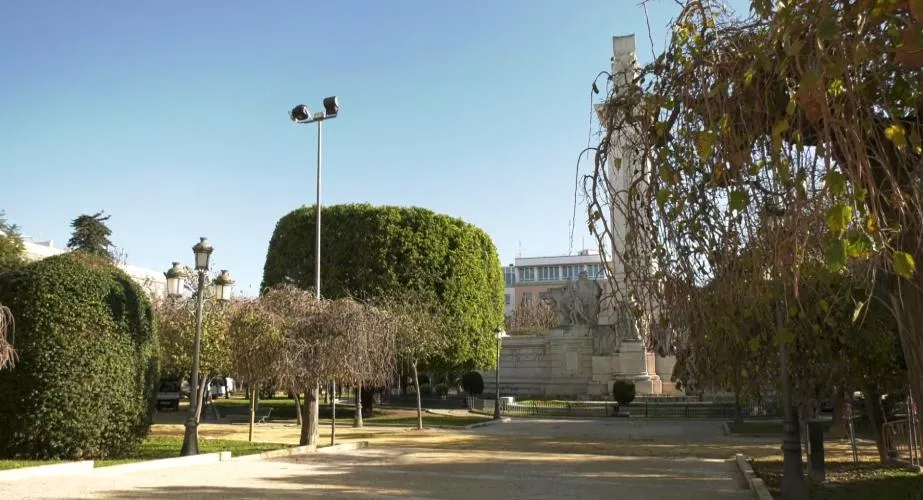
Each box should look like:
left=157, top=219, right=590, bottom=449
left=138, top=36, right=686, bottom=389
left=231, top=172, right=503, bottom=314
left=0, top=253, right=159, bottom=459
left=612, top=380, right=636, bottom=405
left=262, top=204, right=505, bottom=370
left=461, top=371, right=484, bottom=395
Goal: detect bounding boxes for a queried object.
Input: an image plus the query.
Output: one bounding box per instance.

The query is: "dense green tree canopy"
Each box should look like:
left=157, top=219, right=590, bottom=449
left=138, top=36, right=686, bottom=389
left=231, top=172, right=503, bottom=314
left=0, top=253, right=159, bottom=459
left=262, top=204, right=504, bottom=370
left=68, top=211, right=114, bottom=260
left=0, top=211, right=25, bottom=274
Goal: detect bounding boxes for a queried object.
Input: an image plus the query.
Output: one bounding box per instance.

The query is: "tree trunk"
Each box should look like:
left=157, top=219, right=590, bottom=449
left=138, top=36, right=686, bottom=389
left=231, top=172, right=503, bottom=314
left=300, top=384, right=320, bottom=446
left=195, top=372, right=210, bottom=424
left=293, top=389, right=303, bottom=426
left=354, top=381, right=364, bottom=428
left=412, top=360, right=423, bottom=430
left=828, top=389, right=847, bottom=439
left=863, top=383, right=889, bottom=463
left=330, top=381, right=337, bottom=446
left=889, top=266, right=923, bottom=447
left=733, top=388, right=744, bottom=424
left=248, top=386, right=257, bottom=442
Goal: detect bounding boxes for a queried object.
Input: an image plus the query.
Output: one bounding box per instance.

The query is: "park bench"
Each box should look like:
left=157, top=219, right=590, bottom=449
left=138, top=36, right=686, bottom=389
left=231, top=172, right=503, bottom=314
left=257, top=407, right=273, bottom=424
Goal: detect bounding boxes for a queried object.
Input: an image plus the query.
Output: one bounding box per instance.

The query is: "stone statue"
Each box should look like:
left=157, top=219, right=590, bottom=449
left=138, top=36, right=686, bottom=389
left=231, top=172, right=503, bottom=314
left=540, top=272, right=602, bottom=327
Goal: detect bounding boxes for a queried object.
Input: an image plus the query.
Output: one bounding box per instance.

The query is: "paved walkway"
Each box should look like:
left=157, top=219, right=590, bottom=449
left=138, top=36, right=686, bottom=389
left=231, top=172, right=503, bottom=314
left=3, top=419, right=755, bottom=499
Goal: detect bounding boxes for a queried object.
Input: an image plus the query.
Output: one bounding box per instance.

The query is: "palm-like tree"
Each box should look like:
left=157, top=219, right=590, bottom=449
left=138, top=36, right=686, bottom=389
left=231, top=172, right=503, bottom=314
left=0, top=303, right=15, bottom=370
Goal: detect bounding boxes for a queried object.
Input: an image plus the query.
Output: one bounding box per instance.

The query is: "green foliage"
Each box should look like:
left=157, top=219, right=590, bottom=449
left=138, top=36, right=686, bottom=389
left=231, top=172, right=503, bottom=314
left=461, top=371, right=484, bottom=395
left=612, top=380, right=636, bottom=405
left=418, top=374, right=430, bottom=386
left=0, top=253, right=159, bottom=459
left=0, top=211, right=25, bottom=274
left=262, top=204, right=505, bottom=371
left=434, top=383, right=450, bottom=397
left=67, top=211, right=114, bottom=261
left=418, top=383, right=434, bottom=397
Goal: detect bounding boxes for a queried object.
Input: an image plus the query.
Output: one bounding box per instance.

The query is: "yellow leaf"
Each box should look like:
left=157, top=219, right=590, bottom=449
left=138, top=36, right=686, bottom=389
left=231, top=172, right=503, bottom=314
left=885, top=123, right=908, bottom=149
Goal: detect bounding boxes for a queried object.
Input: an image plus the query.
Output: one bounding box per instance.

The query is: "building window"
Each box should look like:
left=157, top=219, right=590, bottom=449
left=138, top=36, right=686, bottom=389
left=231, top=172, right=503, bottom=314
left=503, top=267, right=516, bottom=286
left=519, top=267, right=535, bottom=282
left=562, top=264, right=580, bottom=280
left=505, top=294, right=511, bottom=305
left=538, top=266, right=559, bottom=281
left=586, top=264, right=606, bottom=279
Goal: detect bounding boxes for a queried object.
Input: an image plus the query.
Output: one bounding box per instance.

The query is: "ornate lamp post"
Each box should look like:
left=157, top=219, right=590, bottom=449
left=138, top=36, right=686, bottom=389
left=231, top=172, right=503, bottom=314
left=164, top=237, right=234, bottom=456
left=494, top=326, right=507, bottom=420
left=765, top=205, right=806, bottom=499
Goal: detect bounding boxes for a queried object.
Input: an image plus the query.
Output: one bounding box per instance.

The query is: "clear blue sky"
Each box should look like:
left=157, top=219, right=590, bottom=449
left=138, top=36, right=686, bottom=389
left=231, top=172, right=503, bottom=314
left=0, top=0, right=749, bottom=296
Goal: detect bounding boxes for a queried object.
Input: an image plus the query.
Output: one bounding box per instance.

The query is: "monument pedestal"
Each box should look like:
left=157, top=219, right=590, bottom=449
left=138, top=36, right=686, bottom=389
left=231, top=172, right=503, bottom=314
left=591, top=341, right=662, bottom=396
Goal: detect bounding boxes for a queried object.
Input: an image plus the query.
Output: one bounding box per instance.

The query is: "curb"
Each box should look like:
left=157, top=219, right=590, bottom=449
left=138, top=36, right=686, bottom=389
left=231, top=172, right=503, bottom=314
left=94, top=451, right=232, bottom=475
left=464, top=417, right=511, bottom=429
left=735, top=454, right=773, bottom=500
left=229, top=445, right=317, bottom=462
left=317, top=441, right=369, bottom=454
left=0, top=461, right=94, bottom=481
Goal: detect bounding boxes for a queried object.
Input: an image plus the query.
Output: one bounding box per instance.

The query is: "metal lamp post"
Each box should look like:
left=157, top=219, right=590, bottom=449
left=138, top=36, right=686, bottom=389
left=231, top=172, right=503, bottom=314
left=290, top=96, right=339, bottom=303
left=164, top=237, right=234, bottom=456
left=494, top=326, right=507, bottom=420
left=765, top=205, right=807, bottom=499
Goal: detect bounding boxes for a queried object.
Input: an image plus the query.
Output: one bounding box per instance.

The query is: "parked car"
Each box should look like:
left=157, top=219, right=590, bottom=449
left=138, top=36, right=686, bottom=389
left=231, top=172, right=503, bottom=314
left=156, top=380, right=181, bottom=411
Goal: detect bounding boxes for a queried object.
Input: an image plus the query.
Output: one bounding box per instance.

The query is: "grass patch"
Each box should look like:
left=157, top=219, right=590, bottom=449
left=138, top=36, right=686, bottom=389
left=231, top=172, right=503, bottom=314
left=751, top=459, right=923, bottom=499
left=360, top=415, right=488, bottom=427
left=96, top=435, right=288, bottom=466
left=0, top=459, right=63, bottom=470
left=0, top=436, right=287, bottom=470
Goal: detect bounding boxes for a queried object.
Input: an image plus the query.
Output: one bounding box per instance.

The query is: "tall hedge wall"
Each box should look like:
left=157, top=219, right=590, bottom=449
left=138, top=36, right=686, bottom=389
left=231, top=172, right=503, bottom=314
left=0, top=252, right=159, bottom=459
left=262, top=204, right=505, bottom=370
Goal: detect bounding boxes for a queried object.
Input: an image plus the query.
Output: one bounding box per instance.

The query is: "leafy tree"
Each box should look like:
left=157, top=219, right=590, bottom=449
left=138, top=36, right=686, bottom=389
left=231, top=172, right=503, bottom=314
left=153, top=287, right=232, bottom=425
left=227, top=299, right=284, bottom=442
left=262, top=204, right=504, bottom=372
left=0, top=211, right=25, bottom=274
left=0, top=253, right=159, bottom=459
left=587, top=0, right=923, bottom=444
left=67, top=211, right=114, bottom=260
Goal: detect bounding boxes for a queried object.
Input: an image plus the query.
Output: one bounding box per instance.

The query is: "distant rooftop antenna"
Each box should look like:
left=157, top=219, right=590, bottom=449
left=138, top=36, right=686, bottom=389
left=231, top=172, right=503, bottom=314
left=517, top=241, right=523, bottom=258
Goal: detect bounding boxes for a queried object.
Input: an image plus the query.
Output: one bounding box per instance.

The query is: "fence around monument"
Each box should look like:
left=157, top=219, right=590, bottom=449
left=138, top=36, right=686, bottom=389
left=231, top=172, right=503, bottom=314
left=466, top=396, right=779, bottom=419
left=882, top=399, right=921, bottom=468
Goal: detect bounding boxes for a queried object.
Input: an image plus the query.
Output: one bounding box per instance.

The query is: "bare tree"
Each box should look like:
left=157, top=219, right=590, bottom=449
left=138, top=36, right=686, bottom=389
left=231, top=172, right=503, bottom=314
left=506, top=297, right=557, bottom=334
left=384, top=294, right=448, bottom=430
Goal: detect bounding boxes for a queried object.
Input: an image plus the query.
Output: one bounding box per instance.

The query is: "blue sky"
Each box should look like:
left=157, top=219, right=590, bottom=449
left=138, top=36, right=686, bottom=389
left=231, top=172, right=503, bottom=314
left=0, top=0, right=749, bottom=296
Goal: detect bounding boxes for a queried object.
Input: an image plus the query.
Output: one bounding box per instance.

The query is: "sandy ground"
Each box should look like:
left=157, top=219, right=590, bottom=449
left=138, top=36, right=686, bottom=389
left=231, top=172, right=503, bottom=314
left=2, top=418, right=882, bottom=499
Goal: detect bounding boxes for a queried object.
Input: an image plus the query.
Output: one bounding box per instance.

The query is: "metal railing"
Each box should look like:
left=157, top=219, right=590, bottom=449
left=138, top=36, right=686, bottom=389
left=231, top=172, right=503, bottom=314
left=466, top=397, right=779, bottom=419
left=882, top=397, right=920, bottom=467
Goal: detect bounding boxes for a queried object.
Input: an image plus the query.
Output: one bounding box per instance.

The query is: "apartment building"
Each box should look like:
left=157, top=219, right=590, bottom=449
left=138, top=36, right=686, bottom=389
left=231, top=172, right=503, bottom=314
left=503, top=249, right=609, bottom=316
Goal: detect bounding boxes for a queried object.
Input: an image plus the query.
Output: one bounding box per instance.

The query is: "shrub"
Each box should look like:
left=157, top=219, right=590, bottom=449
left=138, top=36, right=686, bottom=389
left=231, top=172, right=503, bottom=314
left=262, top=204, right=505, bottom=371
left=612, top=380, right=636, bottom=405
left=418, top=374, right=430, bottom=386
left=419, top=383, right=434, bottom=397
left=461, top=371, right=484, bottom=395
left=434, top=383, right=450, bottom=398
left=0, top=253, right=159, bottom=459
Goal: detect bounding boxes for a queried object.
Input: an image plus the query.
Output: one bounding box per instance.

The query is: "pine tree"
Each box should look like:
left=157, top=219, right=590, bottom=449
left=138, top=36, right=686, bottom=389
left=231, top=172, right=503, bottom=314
left=0, top=210, right=25, bottom=273
left=67, top=211, right=114, bottom=260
